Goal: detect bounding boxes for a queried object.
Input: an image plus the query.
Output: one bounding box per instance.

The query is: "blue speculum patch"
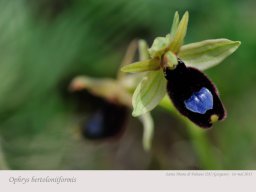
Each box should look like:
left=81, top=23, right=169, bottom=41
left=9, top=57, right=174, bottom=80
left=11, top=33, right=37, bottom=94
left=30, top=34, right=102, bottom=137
left=86, top=112, right=104, bottom=137
left=184, top=87, right=213, bottom=114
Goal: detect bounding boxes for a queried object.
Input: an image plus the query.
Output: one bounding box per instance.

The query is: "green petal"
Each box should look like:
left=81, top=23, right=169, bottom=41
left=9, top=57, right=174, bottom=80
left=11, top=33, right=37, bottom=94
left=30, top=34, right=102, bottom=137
left=148, top=36, right=170, bottom=58
left=169, top=11, right=189, bottom=53
left=179, top=39, right=241, bottom=70
left=132, top=71, right=166, bottom=117
left=139, top=112, right=154, bottom=151
left=121, top=59, right=160, bottom=73
left=170, top=11, right=180, bottom=39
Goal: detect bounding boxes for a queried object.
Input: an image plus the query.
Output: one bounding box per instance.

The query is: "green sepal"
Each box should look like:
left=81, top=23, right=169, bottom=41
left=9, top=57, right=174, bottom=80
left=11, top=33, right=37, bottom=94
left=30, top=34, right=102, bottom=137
left=132, top=71, right=166, bottom=117
left=121, top=59, right=160, bottom=73
left=179, top=39, right=241, bottom=70
left=168, top=11, right=189, bottom=53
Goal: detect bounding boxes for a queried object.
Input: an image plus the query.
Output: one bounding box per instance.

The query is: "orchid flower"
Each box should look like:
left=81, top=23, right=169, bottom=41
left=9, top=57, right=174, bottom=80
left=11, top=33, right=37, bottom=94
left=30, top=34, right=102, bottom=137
left=121, top=11, right=240, bottom=128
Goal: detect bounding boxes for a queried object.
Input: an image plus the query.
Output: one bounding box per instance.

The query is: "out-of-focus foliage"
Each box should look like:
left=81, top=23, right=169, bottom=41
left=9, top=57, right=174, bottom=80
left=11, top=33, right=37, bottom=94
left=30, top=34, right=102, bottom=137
left=0, top=0, right=255, bottom=169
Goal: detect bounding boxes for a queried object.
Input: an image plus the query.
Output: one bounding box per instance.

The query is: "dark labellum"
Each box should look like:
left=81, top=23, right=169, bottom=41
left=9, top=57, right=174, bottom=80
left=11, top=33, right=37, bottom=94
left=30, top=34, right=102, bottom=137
left=164, top=59, right=226, bottom=128
left=81, top=101, right=128, bottom=139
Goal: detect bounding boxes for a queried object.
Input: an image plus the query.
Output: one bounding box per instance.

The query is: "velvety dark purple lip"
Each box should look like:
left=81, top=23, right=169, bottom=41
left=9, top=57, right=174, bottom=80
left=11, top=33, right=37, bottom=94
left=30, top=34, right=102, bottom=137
left=164, top=59, right=226, bottom=128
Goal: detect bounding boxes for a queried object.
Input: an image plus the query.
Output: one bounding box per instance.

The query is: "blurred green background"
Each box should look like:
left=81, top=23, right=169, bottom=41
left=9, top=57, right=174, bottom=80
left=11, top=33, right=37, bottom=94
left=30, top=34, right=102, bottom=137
left=0, top=0, right=255, bottom=170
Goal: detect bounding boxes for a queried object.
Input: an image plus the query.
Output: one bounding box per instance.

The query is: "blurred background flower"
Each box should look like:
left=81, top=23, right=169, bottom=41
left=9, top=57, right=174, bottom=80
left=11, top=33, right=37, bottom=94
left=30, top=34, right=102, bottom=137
left=0, top=0, right=255, bottom=170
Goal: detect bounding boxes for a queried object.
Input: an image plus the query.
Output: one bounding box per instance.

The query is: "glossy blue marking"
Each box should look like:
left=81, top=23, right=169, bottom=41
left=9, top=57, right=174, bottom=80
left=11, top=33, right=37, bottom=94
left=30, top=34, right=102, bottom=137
left=184, top=87, right=213, bottom=114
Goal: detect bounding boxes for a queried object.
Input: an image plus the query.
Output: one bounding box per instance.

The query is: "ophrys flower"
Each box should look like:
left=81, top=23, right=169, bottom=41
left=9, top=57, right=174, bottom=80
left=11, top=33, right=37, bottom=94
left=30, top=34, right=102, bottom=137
left=121, top=11, right=240, bottom=128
